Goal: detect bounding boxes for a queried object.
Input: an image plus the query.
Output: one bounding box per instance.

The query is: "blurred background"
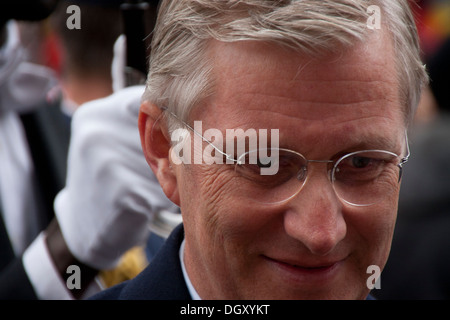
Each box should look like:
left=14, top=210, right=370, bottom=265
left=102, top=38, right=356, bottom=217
left=373, top=0, right=450, bottom=300
left=0, top=0, right=164, bottom=295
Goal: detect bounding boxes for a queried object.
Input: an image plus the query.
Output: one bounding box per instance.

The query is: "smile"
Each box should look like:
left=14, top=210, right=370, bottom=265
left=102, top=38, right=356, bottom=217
left=263, top=255, right=346, bottom=286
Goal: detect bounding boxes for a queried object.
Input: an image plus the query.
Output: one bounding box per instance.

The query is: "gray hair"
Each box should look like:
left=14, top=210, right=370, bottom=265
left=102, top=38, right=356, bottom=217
left=142, top=0, right=428, bottom=131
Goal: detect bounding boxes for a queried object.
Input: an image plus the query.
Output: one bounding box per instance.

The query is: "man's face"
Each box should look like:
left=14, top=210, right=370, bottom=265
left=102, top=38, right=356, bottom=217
left=175, top=31, right=406, bottom=299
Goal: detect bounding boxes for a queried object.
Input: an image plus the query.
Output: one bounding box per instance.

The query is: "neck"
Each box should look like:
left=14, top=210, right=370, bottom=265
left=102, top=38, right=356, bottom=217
left=62, top=75, right=113, bottom=108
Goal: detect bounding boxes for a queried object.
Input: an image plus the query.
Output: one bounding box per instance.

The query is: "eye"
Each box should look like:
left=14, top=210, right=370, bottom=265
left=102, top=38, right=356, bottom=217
left=350, top=156, right=373, bottom=169
left=334, top=151, right=398, bottom=183
left=235, top=150, right=305, bottom=187
left=235, top=153, right=277, bottom=179
left=337, top=155, right=382, bottom=177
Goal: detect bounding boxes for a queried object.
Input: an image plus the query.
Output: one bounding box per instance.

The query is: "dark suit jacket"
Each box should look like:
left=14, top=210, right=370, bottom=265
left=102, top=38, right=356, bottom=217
left=0, top=256, right=37, bottom=299
left=90, top=224, right=191, bottom=300
left=92, top=224, right=377, bottom=300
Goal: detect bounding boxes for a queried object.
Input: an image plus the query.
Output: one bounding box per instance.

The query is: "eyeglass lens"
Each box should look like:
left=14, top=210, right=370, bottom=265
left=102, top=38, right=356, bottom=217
left=234, top=149, right=402, bottom=206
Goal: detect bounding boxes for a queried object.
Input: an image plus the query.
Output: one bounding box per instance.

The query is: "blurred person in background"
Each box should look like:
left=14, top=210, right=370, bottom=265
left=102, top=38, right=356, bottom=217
left=1, top=0, right=180, bottom=300
left=0, top=0, right=60, bottom=272
left=1, top=0, right=123, bottom=262
left=49, top=0, right=123, bottom=110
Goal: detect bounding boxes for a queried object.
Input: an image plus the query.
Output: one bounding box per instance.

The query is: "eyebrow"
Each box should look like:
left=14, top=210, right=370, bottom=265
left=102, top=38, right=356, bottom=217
left=165, top=107, right=406, bottom=158
left=278, top=131, right=405, bottom=160
left=344, top=136, right=399, bottom=152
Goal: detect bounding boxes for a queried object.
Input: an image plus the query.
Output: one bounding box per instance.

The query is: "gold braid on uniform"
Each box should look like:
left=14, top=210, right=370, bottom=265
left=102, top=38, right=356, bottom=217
left=98, top=246, right=148, bottom=288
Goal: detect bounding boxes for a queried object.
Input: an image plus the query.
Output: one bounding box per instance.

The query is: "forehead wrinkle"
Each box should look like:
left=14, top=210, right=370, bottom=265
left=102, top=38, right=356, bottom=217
left=199, top=35, right=403, bottom=150
left=208, top=34, right=400, bottom=105
left=216, top=66, right=398, bottom=112
left=241, top=91, right=395, bottom=114
left=196, top=94, right=401, bottom=144
left=275, top=114, right=404, bottom=156
left=236, top=97, right=398, bottom=126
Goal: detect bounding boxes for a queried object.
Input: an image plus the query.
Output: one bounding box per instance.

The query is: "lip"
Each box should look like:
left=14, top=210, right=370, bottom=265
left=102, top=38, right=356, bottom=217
left=263, top=255, right=346, bottom=286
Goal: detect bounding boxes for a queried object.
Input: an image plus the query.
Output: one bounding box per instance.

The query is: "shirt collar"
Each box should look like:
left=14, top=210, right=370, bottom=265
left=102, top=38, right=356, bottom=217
left=179, top=238, right=202, bottom=300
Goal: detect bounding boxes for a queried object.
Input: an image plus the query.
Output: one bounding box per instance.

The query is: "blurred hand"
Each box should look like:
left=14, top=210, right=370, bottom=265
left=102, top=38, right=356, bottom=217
left=54, top=85, right=177, bottom=270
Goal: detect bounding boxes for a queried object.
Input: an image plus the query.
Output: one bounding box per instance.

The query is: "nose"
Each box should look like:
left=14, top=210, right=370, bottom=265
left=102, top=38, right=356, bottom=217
left=283, top=165, right=347, bottom=256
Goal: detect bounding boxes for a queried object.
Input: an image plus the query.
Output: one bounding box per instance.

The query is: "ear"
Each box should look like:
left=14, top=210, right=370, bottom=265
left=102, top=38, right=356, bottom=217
left=139, top=101, right=180, bottom=206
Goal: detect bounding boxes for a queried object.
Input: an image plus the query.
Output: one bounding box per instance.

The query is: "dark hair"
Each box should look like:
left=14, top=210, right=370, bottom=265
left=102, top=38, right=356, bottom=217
left=50, top=1, right=122, bottom=80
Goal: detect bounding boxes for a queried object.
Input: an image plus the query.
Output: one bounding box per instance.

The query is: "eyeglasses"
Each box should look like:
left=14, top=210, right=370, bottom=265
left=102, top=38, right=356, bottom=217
left=162, top=108, right=410, bottom=207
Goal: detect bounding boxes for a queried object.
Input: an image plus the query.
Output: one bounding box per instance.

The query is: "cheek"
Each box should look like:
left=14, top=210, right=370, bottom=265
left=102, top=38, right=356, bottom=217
left=348, top=188, right=399, bottom=271
left=179, top=163, right=270, bottom=255
left=178, top=164, right=238, bottom=232
left=179, top=164, right=261, bottom=288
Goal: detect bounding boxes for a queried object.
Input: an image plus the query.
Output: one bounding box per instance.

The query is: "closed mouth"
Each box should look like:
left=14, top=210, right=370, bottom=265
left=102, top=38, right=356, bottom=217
left=263, top=255, right=346, bottom=285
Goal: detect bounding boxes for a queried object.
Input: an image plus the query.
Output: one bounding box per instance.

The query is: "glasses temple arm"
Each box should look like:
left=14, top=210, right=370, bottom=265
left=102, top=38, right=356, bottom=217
left=160, top=107, right=237, bottom=162
left=400, top=130, right=411, bottom=166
